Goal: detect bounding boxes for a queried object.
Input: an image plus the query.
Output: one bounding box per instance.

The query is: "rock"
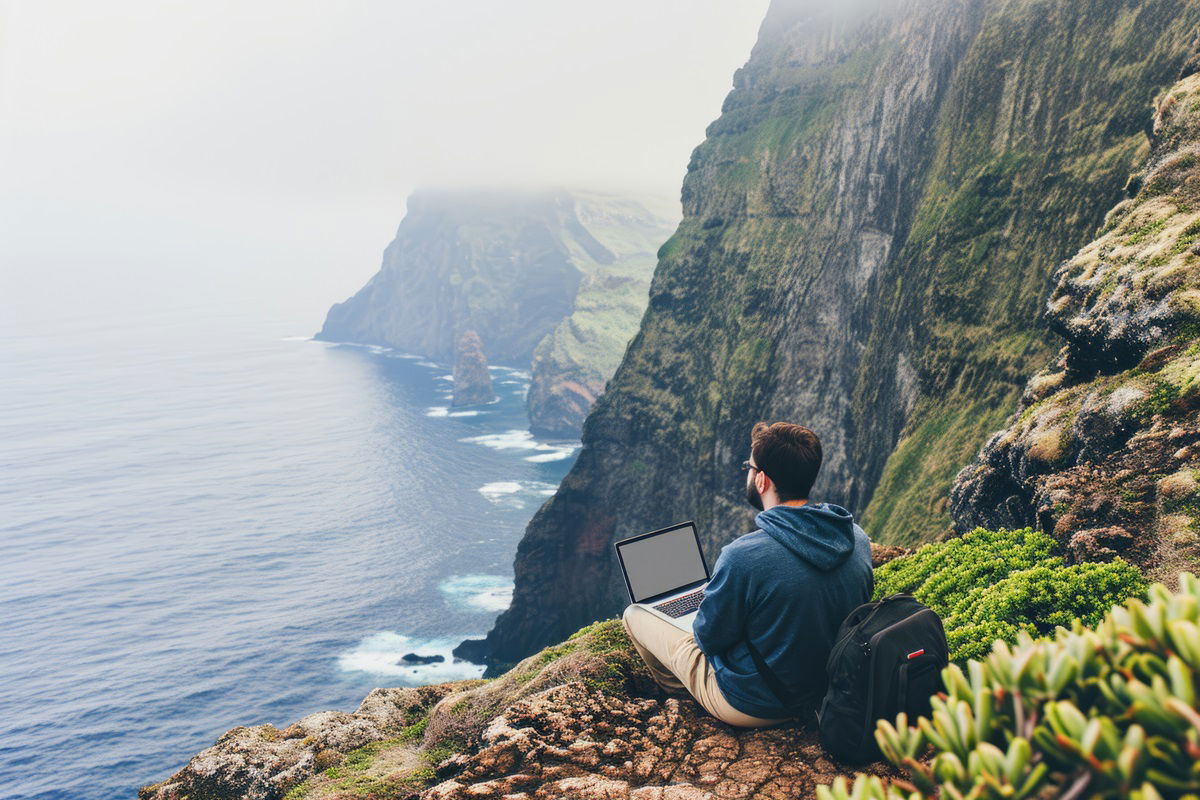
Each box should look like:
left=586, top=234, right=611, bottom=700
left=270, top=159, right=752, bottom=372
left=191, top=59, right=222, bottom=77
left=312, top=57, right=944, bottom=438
left=403, top=653, right=448, bottom=665
left=453, top=330, right=495, bottom=407
left=315, top=187, right=677, bottom=430
left=142, top=620, right=895, bottom=800
left=950, top=65, right=1200, bottom=582
left=139, top=683, right=467, bottom=800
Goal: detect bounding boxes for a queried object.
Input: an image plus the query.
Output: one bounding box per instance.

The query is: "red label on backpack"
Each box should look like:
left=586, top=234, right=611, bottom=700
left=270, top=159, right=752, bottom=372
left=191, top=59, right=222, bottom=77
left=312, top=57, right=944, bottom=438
left=907, top=649, right=925, bottom=660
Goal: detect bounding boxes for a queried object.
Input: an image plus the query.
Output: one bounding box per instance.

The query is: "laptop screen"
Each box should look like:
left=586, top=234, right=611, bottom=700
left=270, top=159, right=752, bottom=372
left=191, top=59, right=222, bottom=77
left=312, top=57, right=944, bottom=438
left=616, top=522, right=708, bottom=603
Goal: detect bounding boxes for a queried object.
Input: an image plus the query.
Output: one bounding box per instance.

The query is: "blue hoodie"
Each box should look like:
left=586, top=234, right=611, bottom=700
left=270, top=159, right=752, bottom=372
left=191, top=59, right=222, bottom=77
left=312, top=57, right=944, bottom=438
left=692, top=503, right=874, bottom=719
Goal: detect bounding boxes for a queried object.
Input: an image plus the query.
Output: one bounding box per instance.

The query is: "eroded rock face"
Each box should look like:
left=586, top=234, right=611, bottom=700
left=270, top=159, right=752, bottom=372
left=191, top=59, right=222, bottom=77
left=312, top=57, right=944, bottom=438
left=141, top=614, right=909, bottom=800
left=315, top=188, right=677, bottom=434
left=139, top=683, right=463, bottom=800
left=422, top=682, right=894, bottom=800
left=950, top=67, right=1200, bottom=583
left=453, top=330, right=495, bottom=407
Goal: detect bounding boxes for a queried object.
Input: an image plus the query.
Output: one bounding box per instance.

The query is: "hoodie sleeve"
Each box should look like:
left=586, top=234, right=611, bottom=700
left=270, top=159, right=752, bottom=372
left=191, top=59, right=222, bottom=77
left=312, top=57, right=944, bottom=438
left=692, top=544, right=750, bottom=656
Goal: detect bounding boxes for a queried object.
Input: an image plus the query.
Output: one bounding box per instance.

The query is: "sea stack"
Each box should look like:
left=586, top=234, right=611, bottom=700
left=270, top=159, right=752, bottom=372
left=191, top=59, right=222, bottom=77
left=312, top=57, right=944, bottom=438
left=452, top=330, right=494, bottom=407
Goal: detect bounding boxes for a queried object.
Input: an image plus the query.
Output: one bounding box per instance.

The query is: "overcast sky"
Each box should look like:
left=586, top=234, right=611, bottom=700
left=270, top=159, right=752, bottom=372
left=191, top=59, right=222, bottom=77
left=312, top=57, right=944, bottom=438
left=1, top=0, right=770, bottom=326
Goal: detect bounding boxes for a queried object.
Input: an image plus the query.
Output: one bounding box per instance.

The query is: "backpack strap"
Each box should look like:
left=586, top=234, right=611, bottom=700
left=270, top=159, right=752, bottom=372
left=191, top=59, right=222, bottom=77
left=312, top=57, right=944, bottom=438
left=743, top=638, right=809, bottom=718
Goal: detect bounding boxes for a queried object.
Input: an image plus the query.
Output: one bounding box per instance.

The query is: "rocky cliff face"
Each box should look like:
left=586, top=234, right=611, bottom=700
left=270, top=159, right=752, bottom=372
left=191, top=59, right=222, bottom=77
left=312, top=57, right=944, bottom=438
left=316, top=189, right=677, bottom=435
left=464, top=0, right=1200, bottom=673
left=140, top=618, right=902, bottom=800
left=950, top=60, right=1200, bottom=583
left=527, top=194, right=681, bottom=437
left=452, top=330, right=495, bottom=407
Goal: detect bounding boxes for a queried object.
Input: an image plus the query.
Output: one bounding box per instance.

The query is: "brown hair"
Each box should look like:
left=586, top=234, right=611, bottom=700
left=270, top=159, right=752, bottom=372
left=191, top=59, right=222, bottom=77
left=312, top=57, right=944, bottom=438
left=750, top=422, right=822, bottom=501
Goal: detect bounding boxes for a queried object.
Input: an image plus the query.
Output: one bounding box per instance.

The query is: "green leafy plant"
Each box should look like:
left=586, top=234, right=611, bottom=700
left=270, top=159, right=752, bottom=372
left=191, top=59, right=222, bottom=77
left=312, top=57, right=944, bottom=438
left=874, top=528, right=1147, bottom=660
left=817, top=573, right=1200, bottom=800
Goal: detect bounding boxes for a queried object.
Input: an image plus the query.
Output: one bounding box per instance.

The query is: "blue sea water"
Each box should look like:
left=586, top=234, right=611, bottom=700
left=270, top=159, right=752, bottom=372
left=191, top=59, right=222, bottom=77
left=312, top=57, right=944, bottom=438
left=0, top=302, right=577, bottom=800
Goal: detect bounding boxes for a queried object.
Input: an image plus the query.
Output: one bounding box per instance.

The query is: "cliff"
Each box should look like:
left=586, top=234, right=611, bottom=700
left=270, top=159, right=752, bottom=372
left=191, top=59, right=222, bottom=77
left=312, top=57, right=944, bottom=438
left=950, top=59, right=1200, bottom=583
left=463, top=0, right=1200, bottom=673
left=452, top=330, right=495, bottom=407
left=315, top=189, right=677, bottom=435
left=139, top=619, right=899, bottom=800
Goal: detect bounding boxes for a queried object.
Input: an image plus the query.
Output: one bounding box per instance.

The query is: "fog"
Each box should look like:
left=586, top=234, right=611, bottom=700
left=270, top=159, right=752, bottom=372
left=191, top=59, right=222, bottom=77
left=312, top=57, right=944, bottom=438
left=0, top=1, right=770, bottom=327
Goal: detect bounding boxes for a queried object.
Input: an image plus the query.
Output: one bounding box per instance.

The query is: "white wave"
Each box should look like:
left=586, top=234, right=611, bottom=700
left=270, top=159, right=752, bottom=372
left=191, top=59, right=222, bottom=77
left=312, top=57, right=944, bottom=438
left=524, top=449, right=576, bottom=463
left=479, top=481, right=523, bottom=497
left=437, top=374, right=454, bottom=381
left=428, top=406, right=485, bottom=418
left=477, top=480, right=558, bottom=506
left=459, top=429, right=539, bottom=450
left=439, top=574, right=513, bottom=612
left=416, top=360, right=439, bottom=368
left=337, top=632, right=485, bottom=682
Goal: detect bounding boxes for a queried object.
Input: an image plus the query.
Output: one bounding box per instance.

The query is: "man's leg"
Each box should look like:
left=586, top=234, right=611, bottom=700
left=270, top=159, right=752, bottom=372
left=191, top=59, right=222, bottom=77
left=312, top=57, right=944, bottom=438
left=621, top=605, right=790, bottom=728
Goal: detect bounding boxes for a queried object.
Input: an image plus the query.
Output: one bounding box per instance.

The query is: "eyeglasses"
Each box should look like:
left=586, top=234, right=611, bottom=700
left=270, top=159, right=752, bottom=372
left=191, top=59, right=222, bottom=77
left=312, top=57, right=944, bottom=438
left=740, top=461, right=758, bottom=473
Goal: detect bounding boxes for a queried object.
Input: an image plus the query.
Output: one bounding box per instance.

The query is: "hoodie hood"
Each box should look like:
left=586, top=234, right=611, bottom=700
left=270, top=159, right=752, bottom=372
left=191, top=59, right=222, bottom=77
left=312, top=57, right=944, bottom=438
left=754, top=502, right=857, bottom=571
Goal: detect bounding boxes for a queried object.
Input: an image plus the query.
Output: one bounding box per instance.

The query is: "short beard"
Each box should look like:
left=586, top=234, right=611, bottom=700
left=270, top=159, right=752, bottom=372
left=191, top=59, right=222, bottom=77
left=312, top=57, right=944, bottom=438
left=745, top=479, right=764, bottom=511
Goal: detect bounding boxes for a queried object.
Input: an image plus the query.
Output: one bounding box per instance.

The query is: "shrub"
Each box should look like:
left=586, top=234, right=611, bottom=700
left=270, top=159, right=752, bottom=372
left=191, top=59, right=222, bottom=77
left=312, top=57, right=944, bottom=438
left=873, top=528, right=1147, bottom=661
left=818, top=573, right=1200, bottom=800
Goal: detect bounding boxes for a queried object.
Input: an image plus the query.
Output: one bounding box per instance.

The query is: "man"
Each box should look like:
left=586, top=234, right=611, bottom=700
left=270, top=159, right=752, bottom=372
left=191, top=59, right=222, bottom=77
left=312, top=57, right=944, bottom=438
left=621, top=421, right=874, bottom=727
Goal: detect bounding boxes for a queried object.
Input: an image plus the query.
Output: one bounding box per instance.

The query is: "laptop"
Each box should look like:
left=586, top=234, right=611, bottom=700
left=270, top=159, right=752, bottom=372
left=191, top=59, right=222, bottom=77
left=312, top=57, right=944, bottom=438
left=614, top=521, right=710, bottom=632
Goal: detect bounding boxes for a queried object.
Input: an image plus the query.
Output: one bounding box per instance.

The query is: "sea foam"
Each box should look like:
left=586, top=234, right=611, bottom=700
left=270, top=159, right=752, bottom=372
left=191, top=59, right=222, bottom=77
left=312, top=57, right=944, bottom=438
left=336, top=632, right=486, bottom=682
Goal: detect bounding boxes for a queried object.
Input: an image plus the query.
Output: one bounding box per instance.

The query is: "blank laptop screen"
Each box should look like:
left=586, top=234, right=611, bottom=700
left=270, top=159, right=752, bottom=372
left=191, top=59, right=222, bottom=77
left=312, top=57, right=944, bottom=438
left=618, top=524, right=707, bottom=603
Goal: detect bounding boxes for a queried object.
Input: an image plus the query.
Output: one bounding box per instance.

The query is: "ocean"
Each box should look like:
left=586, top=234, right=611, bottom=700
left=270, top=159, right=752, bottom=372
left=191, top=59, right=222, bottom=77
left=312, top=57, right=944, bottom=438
left=0, top=299, right=578, bottom=800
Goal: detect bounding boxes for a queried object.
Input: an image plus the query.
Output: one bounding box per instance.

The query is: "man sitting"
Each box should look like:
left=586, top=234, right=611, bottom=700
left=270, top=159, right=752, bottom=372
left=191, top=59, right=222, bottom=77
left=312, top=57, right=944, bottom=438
left=621, top=421, right=874, bottom=727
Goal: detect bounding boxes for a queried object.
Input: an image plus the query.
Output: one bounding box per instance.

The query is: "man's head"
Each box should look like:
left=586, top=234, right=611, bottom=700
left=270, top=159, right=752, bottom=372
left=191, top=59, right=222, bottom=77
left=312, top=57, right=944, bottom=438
left=744, top=421, right=823, bottom=511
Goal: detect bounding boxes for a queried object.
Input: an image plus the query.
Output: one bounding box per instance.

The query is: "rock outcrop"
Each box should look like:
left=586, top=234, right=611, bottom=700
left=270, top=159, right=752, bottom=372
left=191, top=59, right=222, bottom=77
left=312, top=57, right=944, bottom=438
left=315, top=188, right=678, bottom=435
left=452, top=330, right=495, bottom=407
left=950, top=63, right=1200, bottom=583
left=464, top=0, right=1200, bottom=675
left=141, top=618, right=901, bottom=800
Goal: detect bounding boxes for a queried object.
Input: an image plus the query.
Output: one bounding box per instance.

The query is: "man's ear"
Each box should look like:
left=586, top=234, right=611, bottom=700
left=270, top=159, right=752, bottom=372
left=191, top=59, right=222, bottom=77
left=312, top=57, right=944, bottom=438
left=756, top=470, right=770, bottom=495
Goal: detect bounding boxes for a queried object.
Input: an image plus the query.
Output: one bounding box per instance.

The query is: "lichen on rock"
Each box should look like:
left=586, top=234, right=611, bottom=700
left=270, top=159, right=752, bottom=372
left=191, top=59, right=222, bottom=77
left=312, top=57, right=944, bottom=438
left=140, top=613, right=910, bottom=800
left=951, top=65, right=1200, bottom=583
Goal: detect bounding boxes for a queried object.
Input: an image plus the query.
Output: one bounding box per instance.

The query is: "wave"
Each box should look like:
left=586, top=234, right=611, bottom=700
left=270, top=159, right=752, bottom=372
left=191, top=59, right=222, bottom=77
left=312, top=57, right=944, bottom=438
left=524, top=449, right=575, bottom=463
left=438, top=574, right=514, bottom=612
left=427, top=406, right=485, bottom=418
left=477, top=480, right=558, bottom=507
left=336, top=632, right=486, bottom=682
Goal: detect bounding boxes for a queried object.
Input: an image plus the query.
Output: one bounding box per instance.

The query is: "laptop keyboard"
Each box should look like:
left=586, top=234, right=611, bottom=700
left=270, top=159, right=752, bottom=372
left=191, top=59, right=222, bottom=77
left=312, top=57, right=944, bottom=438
left=653, top=588, right=705, bottom=618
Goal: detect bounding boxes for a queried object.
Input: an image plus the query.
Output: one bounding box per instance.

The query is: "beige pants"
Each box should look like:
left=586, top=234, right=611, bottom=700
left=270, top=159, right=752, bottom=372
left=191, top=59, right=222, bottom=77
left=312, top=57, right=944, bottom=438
left=621, top=604, right=790, bottom=728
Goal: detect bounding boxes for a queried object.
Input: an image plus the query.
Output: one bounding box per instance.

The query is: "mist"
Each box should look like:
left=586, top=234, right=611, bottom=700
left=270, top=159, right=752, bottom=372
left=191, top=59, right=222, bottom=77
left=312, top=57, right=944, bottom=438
left=0, top=0, right=770, bottom=328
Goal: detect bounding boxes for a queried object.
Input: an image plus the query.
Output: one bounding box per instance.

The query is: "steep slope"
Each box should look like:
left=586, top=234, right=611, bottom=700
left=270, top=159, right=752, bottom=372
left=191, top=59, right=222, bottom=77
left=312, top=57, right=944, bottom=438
left=950, top=60, right=1200, bottom=583
left=461, top=0, right=1200, bottom=672
left=316, top=189, right=677, bottom=435
left=528, top=194, right=681, bottom=436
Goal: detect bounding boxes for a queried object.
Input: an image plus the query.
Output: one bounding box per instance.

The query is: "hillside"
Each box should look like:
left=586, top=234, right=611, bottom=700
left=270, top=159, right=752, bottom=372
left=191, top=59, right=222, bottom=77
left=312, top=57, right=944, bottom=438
left=462, top=0, right=1200, bottom=674
left=316, top=189, right=677, bottom=433
left=951, top=57, right=1200, bottom=584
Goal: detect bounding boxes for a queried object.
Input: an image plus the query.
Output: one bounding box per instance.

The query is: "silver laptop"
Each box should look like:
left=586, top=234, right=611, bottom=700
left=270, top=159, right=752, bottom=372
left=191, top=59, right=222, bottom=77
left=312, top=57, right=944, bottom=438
left=615, top=521, right=710, bottom=632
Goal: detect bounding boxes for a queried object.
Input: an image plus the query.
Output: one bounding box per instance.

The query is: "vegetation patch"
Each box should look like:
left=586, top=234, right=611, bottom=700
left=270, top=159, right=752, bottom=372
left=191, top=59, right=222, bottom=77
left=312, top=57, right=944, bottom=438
left=874, top=528, right=1147, bottom=661
left=819, top=573, right=1200, bottom=800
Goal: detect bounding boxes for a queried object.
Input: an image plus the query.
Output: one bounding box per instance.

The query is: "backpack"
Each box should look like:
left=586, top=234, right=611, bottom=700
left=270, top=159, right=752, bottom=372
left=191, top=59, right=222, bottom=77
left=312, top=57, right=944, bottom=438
left=744, top=593, right=948, bottom=763
left=818, top=594, right=948, bottom=762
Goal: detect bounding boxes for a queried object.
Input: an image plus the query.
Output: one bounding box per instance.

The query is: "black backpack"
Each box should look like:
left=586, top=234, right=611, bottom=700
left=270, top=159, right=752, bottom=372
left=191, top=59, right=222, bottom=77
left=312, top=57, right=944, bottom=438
left=818, top=594, right=948, bottom=762
left=745, top=593, right=948, bottom=763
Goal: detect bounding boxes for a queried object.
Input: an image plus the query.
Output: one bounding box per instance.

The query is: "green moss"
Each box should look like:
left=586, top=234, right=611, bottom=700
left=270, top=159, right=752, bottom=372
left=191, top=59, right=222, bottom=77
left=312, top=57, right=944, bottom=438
left=874, top=528, right=1147, bottom=661
left=1124, top=216, right=1167, bottom=245
left=397, top=717, right=428, bottom=743
left=863, top=396, right=1018, bottom=546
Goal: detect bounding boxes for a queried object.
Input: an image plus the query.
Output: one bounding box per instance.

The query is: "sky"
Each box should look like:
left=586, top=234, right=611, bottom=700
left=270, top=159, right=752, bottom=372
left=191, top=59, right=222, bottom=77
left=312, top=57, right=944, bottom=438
left=0, top=0, right=772, bottom=327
